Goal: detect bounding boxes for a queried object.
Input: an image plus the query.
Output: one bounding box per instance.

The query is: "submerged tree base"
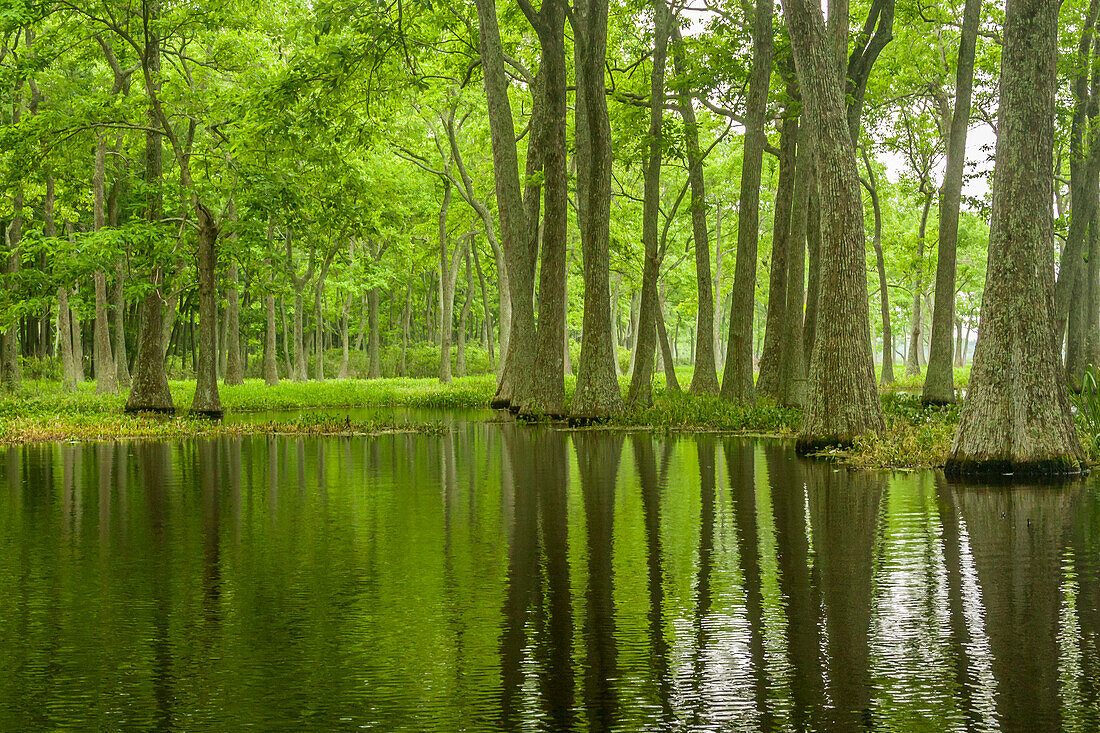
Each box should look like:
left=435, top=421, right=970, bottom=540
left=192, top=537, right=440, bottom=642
left=795, top=433, right=858, bottom=455
left=123, top=405, right=176, bottom=416
left=943, top=456, right=1087, bottom=479
left=490, top=397, right=511, bottom=410
left=190, top=409, right=225, bottom=421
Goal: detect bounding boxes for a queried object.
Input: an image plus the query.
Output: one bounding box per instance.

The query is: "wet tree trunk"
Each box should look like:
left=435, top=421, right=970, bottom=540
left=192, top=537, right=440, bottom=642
left=669, top=23, right=720, bottom=395
left=627, top=0, right=670, bottom=408
left=783, top=0, right=885, bottom=451
left=945, top=0, right=1085, bottom=476
left=923, top=0, right=981, bottom=404
left=861, top=149, right=893, bottom=385
left=571, top=0, right=625, bottom=418
left=756, top=112, right=798, bottom=399
left=722, top=0, right=773, bottom=402
left=190, top=206, right=222, bottom=417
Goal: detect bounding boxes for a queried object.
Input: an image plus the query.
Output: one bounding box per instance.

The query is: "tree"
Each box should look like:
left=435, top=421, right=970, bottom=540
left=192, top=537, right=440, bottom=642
left=782, top=0, right=885, bottom=451
left=945, top=0, right=1085, bottom=476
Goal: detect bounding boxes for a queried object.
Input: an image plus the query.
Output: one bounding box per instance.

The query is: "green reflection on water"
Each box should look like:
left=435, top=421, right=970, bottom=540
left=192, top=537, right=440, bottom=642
left=0, top=425, right=1098, bottom=732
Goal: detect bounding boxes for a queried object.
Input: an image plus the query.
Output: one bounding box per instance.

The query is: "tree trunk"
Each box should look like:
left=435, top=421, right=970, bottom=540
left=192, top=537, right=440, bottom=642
left=923, top=0, right=981, bottom=403
left=438, top=178, right=457, bottom=384
left=474, top=0, right=537, bottom=409
left=945, top=0, right=1084, bottom=476
left=783, top=0, right=885, bottom=451
left=861, top=149, right=893, bottom=385
left=280, top=298, right=292, bottom=378
left=457, top=248, right=473, bottom=377
left=721, top=0, right=774, bottom=402
left=339, top=294, right=352, bottom=379
left=906, top=195, right=932, bottom=374
left=1086, top=211, right=1100, bottom=367
left=755, top=112, right=798, bottom=399
left=627, top=0, right=670, bottom=408
left=522, top=0, right=570, bottom=417
left=225, top=262, right=243, bottom=386
left=401, top=284, right=411, bottom=377
left=92, top=133, right=116, bottom=395
left=57, top=287, right=76, bottom=391
left=802, top=174, right=821, bottom=365
left=293, top=292, right=307, bottom=381
left=70, top=289, right=85, bottom=383
left=780, top=111, right=815, bottom=407
left=264, top=292, right=279, bottom=386
left=669, top=23, right=720, bottom=396
left=714, top=202, right=724, bottom=367
left=368, top=288, right=381, bottom=379
left=190, top=206, right=222, bottom=417
left=657, top=288, right=680, bottom=392
left=571, top=0, right=625, bottom=418
left=113, top=257, right=130, bottom=389
left=473, top=244, right=496, bottom=368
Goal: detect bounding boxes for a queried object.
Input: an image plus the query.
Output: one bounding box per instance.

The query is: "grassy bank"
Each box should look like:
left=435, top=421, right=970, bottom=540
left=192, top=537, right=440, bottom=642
left=0, top=376, right=496, bottom=444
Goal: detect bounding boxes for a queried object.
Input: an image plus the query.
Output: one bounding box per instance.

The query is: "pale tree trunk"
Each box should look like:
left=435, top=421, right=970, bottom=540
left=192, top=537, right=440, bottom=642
left=225, top=261, right=243, bottom=386
left=113, top=257, right=130, bottom=389
left=339, top=294, right=352, bottom=379
left=160, top=290, right=177, bottom=359
left=92, top=132, right=117, bottom=395
left=721, top=0, right=773, bottom=402
left=457, top=248, right=473, bottom=377
left=216, top=305, right=226, bottom=380
left=946, top=0, right=1084, bottom=476
left=57, top=287, right=77, bottom=391
left=923, top=0, right=980, bottom=404
left=783, top=0, right=885, bottom=451
left=906, top=195, right=932, bottom=374
left=438, top=176, right=458, bottom=384
left=401, top=284, right=411, bottom=377
left=293, top=293, right=307, bottom=381
left=670, top=22, right=720, bottom=396
left=190, top=206, right=222, bottom=417
left=714, top=203, right=724, bottom=367
left=627, top=289, right=641, bottom=376
left=264, top=292, right=279, bottom=386
left=861, top=149, right=893, bottom=385
left=571, top=0, right=625, bottom=418
left=280, top=297, right=292, bottom=378
left=657, top=286, right=680, bottom=392
left=368, top=288, right=381, bottom=379
left=473, top=244, right=496, bottom=368
left=71, top=287, right=85, bottom=384
left=755, top=111, right=798, bottom=399
left=627, top=0, right=670, bottom=408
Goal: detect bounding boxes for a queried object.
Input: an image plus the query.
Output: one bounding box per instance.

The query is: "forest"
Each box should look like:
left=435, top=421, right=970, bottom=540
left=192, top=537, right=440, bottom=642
left=0, top=0, right=1094, bottom=475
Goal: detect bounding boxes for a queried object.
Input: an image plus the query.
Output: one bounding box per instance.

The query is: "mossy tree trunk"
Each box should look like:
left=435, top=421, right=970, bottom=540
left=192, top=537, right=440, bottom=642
left=783, top=0, right=885, bottom=451
left=571, top=0, right=624, bottom=419
left=945, top=0, right=1085, bottom=476
left=756, top=110, right=798, bottom=400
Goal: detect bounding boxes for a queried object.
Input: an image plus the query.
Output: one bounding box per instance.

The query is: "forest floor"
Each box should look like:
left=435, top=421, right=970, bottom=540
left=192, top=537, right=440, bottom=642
left=0, top=365, right=1059, bottom=472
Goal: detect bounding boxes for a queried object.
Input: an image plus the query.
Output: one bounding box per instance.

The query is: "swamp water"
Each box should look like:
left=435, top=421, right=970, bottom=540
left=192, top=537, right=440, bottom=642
left=0, top=421, right=1098, bottom=731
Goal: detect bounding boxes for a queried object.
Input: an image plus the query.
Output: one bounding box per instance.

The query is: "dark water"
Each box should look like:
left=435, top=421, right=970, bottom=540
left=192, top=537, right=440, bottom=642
left=1, top=423, right=1099, bottom=732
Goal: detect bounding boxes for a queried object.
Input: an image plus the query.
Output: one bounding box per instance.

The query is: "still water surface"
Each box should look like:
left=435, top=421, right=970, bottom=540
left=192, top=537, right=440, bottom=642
left=1, top=421, right=1098, bottom=731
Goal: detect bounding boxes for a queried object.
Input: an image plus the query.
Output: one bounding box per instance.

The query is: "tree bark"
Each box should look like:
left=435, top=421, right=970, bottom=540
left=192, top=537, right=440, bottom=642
left=783, top=0, right=885, bottom=451
left=755, top=112, right=798, bottom=399
left=923, top=0, right=981, bottom=404
left=190, top=206, right=222, bottom=416
left=669, top=22, right=720, bottom=396
left=570, top=0, right=625, bottom=418
left=627, top=0, right=670, bottom=408
left=780, top=111, right=814, bottom=406
left=457, top=247, right=473, bottom=377
left=113, top=257, right=130, bottom=389
left=92, top=132, right=117, bottom=395
left=906, top=194, right=932, bottom=374
left=437, top=177, right=460, bottom=384
left=225, top=262, right=243, bottom=386
left=945, top=0, right=1085, bottom=476
left=57, top=287, right=76, bottom=391
left=802, top=172, right=821, bottom=365
left=656, top=287, right=680, bottom=393
left=339, top=294, right=352, bottom=379
left=721, top=0, right=774, bottom=402
left=264, top=291, right=279, bottom=385
left=861, top=149, right=893, bottom=385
